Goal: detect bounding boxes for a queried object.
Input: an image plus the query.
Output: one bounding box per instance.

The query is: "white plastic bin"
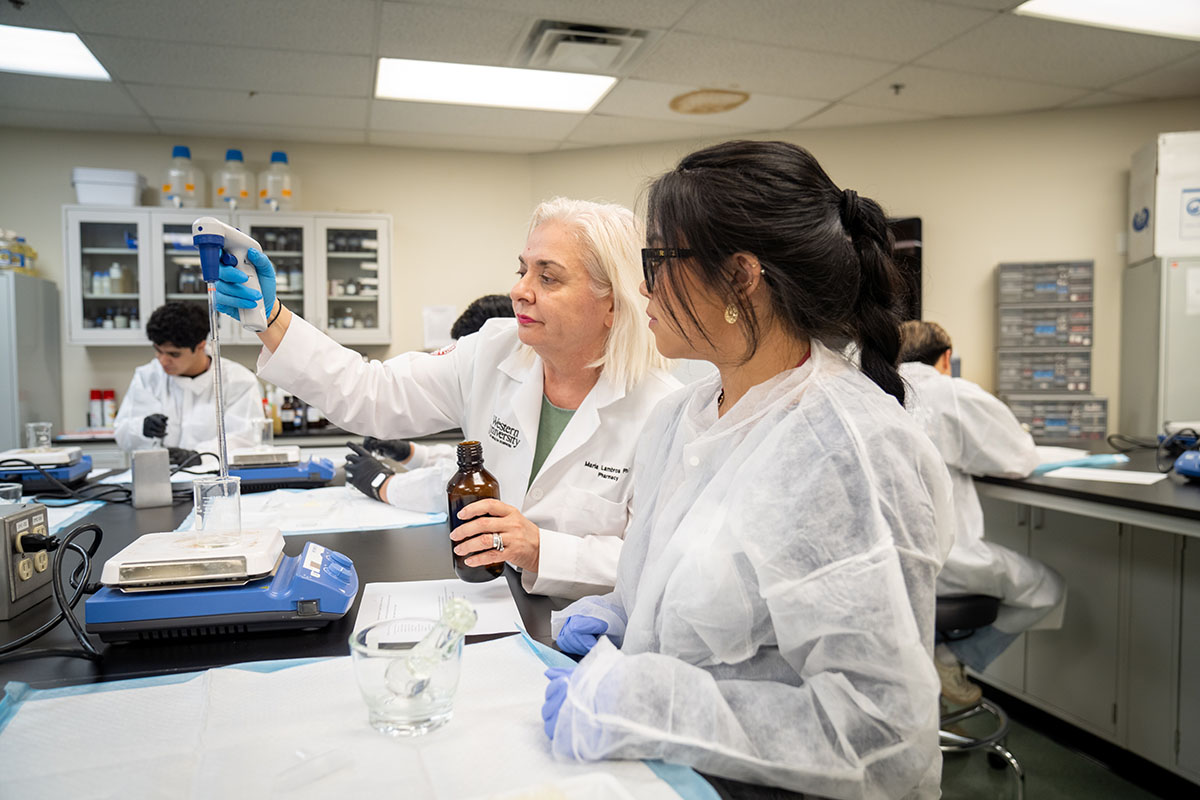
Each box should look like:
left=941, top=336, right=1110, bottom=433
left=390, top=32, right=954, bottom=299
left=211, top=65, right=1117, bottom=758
left=72, top=168, right=146, bottom=206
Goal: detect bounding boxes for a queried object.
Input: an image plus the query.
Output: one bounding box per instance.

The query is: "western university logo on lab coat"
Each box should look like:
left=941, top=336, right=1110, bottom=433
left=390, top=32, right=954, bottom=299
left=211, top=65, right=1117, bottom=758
left=489, top=416, right=520, bottom=448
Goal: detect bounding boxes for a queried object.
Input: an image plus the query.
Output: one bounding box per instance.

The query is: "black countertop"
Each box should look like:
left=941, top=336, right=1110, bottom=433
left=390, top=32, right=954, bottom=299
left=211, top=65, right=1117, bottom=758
left=975, top=449, right=1200, bottom=522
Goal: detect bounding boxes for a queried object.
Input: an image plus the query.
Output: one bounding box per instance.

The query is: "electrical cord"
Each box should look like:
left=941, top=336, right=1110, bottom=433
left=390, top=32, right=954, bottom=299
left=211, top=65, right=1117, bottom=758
left=1105, top=433, right=1159, bottom=454
left=1157, top=427, right=1199, bottom=474
left=0, top=457, right=132, bottom=506
left=0, top=522, right=103, bottom=663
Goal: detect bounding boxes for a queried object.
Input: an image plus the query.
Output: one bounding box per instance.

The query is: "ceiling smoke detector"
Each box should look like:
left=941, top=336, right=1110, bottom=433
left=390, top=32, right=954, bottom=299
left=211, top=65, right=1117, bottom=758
left=669, top=89, right=750, bottom=115
left=521, top=20, right=657, bottom=73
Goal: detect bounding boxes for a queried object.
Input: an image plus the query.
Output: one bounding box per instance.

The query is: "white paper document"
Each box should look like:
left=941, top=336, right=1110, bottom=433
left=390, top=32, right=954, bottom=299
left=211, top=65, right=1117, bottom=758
left=1041, top=466, right=1168, bottom=485
left=354, top=579, right=522, bottom=638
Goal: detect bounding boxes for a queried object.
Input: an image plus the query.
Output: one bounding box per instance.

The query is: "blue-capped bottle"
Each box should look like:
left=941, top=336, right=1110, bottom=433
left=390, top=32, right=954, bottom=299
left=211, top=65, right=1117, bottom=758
left=213, top=148, right=255, bottom=211
left=257, top=151, right=296, bottom=212
left=161, top=145, right=205, bottom=208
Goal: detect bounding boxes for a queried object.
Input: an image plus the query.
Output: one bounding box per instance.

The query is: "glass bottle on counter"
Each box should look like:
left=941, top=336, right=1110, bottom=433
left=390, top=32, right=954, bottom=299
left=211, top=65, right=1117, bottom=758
left=446, top=441, right=504, bottom=583
left=280, top=396, right=295, bottom=428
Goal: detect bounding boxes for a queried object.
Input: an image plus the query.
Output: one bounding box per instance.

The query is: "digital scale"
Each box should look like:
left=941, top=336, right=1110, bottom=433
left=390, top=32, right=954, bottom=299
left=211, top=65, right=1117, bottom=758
left=85, top=528, right=358, bottom=643
left=0, top=446, right=92, bottom=492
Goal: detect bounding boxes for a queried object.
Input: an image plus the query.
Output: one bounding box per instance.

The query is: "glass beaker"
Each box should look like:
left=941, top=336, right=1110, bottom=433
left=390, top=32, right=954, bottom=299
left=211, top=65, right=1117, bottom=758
left=0, top=483, right=22, bottom=504
left=25, top=422, right=53, bottom=451
left=191, top=475, right=242, bottom=547
left=253, top=417, right=274, bottom=450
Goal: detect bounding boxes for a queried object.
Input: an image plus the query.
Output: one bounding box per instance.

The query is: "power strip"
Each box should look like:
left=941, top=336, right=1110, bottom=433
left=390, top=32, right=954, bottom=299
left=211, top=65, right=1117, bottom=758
left=0, top=503, right=53, bottom=620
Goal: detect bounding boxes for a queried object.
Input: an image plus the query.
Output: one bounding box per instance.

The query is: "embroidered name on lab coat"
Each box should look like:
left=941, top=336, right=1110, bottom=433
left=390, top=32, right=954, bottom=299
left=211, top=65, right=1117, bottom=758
left=585, top=460, right=629, bottom=482
left=489, top=416, right=520, bottom=448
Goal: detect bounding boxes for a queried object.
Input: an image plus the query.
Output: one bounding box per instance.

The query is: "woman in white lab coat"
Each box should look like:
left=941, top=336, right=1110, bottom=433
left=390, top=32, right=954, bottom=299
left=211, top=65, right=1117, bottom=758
left=214, top=198, right=678, bottom=600
left=542, top=141, right=955, bottom=799
left=113, top=302, right=262, bottom=465
left=898, top=320, right=1065, bottom=705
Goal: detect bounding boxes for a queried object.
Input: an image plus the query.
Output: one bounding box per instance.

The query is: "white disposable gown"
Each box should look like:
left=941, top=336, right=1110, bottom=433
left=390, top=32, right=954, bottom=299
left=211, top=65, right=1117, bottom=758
left=113, top=357, right=263, bottom=456
left=550, top=341, right=955, bottom=799
left=899, top=361, right=1066, bottom=633
left=258, top=315, right=679, bottom=599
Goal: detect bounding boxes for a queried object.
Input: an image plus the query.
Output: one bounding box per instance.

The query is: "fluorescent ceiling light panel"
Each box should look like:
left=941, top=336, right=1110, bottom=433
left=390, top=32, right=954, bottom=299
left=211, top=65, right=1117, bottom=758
left=0, top=24, right=111, bottom=80
left=1014, top=0, right=1200, bottom=42
left=376, top=58, right=615, bottom=112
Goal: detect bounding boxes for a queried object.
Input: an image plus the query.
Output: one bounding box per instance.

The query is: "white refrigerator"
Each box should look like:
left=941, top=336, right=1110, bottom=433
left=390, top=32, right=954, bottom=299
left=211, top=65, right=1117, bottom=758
left=0, top=272, right=62, bottom=450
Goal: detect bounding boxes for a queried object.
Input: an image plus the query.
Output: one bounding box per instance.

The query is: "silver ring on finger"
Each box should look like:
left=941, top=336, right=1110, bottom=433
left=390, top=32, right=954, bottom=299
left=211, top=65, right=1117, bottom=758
left=492, top=532, right=504, bottom=552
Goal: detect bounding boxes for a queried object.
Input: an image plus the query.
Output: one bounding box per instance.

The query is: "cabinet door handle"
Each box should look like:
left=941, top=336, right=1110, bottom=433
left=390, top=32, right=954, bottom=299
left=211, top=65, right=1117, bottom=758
left=1017, top=505, right=1029, bottom=527
left=1032, top=507, right=1045, bottom=530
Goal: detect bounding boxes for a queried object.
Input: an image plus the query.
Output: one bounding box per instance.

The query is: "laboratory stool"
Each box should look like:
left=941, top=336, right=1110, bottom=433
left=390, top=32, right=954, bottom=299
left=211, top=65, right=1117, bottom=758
left=936, top=594, right=1025, bottom=800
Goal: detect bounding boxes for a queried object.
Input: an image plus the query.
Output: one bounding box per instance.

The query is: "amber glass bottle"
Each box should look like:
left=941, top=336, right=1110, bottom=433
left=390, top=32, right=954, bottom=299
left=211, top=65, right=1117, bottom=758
left=447, top=441, right=504, bottom=582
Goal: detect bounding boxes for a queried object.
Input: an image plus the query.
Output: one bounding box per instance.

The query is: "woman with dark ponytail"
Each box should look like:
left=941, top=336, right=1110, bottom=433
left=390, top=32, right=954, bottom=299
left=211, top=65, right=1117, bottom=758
left=542, top=141, right=955, bottom=799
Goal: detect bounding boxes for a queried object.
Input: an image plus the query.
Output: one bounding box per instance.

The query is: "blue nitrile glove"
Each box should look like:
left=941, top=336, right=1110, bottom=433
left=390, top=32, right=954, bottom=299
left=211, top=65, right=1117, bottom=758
left=542, top=665, right=576, bottom=740
left=213, top=247, right=276, bottom=322
left=556, top=615, right=608, bottom=656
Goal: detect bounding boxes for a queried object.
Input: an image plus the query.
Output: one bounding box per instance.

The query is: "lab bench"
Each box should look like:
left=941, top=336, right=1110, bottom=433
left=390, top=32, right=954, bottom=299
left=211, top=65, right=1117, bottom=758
left=972, top=451, right=1200, bottom=787
left=0, top=494, right=561, bottom=695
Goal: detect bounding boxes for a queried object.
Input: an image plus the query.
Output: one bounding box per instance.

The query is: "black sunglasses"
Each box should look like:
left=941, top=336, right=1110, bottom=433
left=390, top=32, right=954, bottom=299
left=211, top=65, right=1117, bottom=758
left=641, top=248, right=693, bottom=292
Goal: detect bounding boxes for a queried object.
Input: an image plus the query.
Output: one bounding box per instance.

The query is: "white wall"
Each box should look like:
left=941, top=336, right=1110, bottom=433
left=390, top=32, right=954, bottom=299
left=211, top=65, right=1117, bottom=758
left=0, top=129, right=532, bottom=428
left=3, top=96, right=1199, bottom=430
left=531, top=97, right=1200, bottom=426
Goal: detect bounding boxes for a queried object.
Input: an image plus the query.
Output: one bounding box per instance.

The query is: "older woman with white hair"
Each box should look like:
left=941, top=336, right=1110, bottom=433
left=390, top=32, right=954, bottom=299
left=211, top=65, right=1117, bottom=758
left=213, top=198, right=679, bottom=600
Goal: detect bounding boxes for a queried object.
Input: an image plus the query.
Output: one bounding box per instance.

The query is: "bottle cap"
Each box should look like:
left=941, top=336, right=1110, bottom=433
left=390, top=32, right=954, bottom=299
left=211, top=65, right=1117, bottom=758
left=90, top=389, right=103, bottom=399
left=270, top=151, right=288, bottom=164
left=172, top=145, right=191, bottom=159
left=103, top=389, right=115, bottom=399
left=225, top=149, right=244, bottom=162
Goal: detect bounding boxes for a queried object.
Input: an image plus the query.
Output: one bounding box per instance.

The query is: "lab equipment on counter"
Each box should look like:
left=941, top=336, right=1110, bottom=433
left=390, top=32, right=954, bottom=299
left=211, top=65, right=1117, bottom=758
left=161, top=145, right=205, bottom=209
left=131, top=448, right=172, bottom=509
left=0, top=420, right=92, bottom=492
left=257, top=151, right=295, bottom=212
left=447, top=440, right=503, bottom=583
left=192, top=475, right=242, bottom=548
left=212, top=149, right=255, bottom=211
left=84, top=529, right=357, bottom=642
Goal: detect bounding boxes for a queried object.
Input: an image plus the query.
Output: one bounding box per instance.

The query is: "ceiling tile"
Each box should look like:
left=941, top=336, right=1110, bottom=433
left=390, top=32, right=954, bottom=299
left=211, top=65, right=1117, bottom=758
left=1060, top=91, right=1146, bottom=109
left=1110, top=53, right=1200, bottom=99
left=86, top=35, right=373, bottom=97
left=411, top=0, right=695, bottom=30
left=0, top=1, right=77, bottom=31
left=0, top=72, right=144, bottom=115
left=57, top=0, right=378, bottom=54
left=917, top=14, right=1200, bottom=89
left=634, top=32, right=898, bottom=100
left=378, top=3, right=528, bottom=65
left=678, top=0, right=993, bottom=63
left=842, top=65, right=1086, bottom=116
left=792, top=103, right=935, bottom=128
left=566, top=114, right=744, bottom=146
left=370, top=100, right=583, bottom=139
left=0, top=108, right=156, bottom=134
left=127, top=85, right=369, bottom=129
left=155, top=118, right=368, bottom=145
left=368, top=130, right=558, bottom=153
left=595, top=78, right=825, bottom=128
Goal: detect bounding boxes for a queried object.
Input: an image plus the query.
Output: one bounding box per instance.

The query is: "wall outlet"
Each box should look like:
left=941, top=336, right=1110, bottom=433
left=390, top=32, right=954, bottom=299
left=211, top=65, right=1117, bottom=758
left=1, top=503, right=54, bottom=620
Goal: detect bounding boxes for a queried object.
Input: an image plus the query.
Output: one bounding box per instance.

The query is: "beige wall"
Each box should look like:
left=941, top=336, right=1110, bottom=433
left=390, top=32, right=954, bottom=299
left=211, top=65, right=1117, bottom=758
left=3, top=96, right=1199, bottom=429
left=0, top=129, right=532, bottom=428
left=532, top=97, right=1200, bottom=425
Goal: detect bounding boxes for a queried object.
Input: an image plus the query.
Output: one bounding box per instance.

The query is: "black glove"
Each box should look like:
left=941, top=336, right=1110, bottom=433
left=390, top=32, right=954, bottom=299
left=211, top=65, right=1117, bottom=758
left=143, top=413, right=168, bottom=439
left=345, top=442, right=394, bottom=502
left=362, top=436, right=413, bottom=463
left=167, top=447, right=199, bottom=467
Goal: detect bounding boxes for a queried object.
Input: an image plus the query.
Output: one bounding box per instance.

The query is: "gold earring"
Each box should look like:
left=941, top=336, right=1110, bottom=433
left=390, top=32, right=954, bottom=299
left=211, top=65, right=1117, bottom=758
left=724, top=304, right=739, bottom=324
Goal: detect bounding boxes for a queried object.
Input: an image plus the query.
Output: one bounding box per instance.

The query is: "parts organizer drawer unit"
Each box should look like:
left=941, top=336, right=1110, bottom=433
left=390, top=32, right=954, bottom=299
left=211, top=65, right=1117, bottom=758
left=996, top=260, right=1093, bottom=304
left=996, top=350, right=1092, bottom=394
left=997, top=305, right=1093, bottom=348
left=1006, top=396, right=1107, bottom=443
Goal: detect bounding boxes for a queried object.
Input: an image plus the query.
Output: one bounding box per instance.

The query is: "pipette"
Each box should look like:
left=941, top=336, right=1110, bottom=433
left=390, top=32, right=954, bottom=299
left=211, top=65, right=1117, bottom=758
left=193, top=217, right=267, bottom=477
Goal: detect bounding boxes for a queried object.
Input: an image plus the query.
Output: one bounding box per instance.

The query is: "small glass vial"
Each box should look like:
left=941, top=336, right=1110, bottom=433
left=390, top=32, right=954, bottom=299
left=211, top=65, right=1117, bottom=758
left=446, top=441, right=503, bottom=582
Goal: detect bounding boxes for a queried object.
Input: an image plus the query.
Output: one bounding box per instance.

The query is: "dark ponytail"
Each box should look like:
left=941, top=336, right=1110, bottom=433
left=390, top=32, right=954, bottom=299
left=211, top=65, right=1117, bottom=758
left=647, top=140, right=907, bottom=403
left=839, top=189, right=906, bottom=404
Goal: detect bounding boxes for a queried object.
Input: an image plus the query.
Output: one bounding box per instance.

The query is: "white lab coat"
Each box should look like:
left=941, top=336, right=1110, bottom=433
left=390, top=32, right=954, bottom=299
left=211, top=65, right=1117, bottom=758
left=257, top=315, right=680, bottom=600
left=113, top=357, right=263, bottom=457
left=550, top=342, right=955, bottom=799
left=900, top=361, right=1066, bottom=633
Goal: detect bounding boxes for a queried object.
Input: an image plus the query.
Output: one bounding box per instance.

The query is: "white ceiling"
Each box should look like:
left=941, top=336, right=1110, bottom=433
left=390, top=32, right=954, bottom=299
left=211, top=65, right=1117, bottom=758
left=1, top=0, right=1197, bottom=153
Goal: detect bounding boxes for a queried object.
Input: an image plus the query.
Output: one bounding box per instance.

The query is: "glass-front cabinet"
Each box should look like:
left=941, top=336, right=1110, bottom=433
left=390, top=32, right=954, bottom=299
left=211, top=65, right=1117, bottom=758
left=64, top=207, right=391, bottom=347
left=65, top=208, right=151, bottom=344
left=316, top=216, right=390, bottom=346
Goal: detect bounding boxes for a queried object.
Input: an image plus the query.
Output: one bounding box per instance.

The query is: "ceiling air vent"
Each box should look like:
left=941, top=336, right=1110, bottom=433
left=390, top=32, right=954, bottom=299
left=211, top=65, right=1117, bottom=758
left=519, top=20, right=657, bottom=73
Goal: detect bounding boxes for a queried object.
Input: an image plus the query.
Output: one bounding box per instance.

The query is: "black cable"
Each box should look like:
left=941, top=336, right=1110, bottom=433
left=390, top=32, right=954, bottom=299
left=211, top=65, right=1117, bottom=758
left=1105, top=433, right=1159, bottom=454
left=1157, top=427, right=1200, bottom=474
left=170, top=451, right=220, bottom=475
left=0, top=456, right=134, bottom=506
left=0, top=522, right=103, bottom=663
